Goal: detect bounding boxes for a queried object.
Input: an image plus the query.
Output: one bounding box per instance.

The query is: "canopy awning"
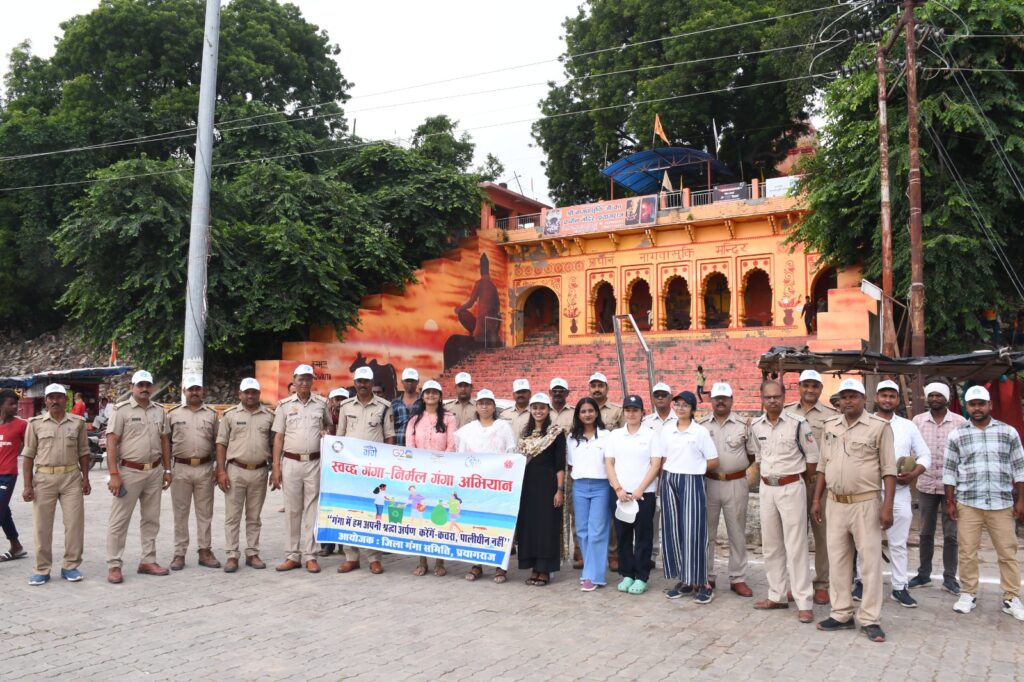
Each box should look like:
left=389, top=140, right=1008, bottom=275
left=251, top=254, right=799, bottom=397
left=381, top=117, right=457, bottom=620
left=0, top=366, right=133, bottom=389
left=601, top=147, right=738, bottom=195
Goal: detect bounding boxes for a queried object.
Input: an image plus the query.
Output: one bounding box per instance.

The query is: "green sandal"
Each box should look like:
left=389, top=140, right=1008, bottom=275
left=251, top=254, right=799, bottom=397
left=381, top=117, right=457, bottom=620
left=627, top=579, right=648, bottom=595
left=617, top=577, right=635, bottom=592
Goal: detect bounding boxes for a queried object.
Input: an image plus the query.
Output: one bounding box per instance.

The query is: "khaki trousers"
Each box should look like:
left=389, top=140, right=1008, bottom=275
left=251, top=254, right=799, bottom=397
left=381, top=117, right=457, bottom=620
left=107, top=467, right=163, bottom=568
left=827, top=496, right=883, bottom=626
left=32, top=471, right=84, bottom=574
left=282, top=457, right=320, bottom=563
left=958, top=503, right=1021, bottom=600
left=760, top=481, right=812, bottom=609
left=706, top=477, right=749, bottom=584
left=224, top=465, right=268, bottom=559
left=171, top=461, right=215, bottom=555
left=807, top=481, right=829, bottom=590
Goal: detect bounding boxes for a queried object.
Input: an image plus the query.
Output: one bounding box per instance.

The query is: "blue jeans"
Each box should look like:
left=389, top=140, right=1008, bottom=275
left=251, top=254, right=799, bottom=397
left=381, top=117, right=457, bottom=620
left=0, top=474, right=19, bottom=542
left=573, top=478, right=612, bottom=584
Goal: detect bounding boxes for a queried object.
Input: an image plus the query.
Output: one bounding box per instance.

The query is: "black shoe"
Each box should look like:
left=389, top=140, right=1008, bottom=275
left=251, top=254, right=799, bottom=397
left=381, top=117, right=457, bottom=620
left=942, top=577, right=961, bottom=595
left=891, top=588, right=917, bottom=608
left=907, top=575, right=931, bottom=589
left=852, top=581, right=863, bottom=602
left=816, top=617, right=855, bottom=632
left=861, top=624, right=886, bottom=642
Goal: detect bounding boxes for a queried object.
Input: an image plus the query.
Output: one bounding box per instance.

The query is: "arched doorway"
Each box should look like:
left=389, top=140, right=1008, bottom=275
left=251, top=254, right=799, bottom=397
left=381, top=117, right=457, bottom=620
left=811, top=266, right=837, bottom=315
left=594, top=282, right=616, bottom=334
left=522, top=286, right=559, bottom=341
left=703, top=273, right=731, bottom=329
left=664, top=277, right=692, bottom=330
left=627, top=280, right=652, bottom=331
left=742, top=269, right=773, bottom=327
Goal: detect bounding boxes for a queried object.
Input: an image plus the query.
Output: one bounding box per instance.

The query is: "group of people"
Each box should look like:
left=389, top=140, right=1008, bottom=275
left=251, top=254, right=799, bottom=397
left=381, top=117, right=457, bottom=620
left=2, top=362, right=1023, bottom=644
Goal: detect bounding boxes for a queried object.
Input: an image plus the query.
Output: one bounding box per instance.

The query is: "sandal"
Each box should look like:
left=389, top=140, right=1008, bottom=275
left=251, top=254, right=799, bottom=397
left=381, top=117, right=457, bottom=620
left=465, top=565, right=483, bottom=581
left=433, top=564, right=447, bottom=577
left=0, top=550, right=26, bottom=562
left=533, top=573, right=550, bottom=586
left=493, top=569, right=507, bottom=584
left=525, top=572, right=540, bottom=585
left=412, top=562, right=428, bottom=577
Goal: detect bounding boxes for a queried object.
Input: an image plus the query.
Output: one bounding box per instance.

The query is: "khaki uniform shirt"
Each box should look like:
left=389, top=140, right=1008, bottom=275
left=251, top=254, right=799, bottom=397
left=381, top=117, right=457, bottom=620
left=217, top=404, right=275, bottom=465
left=751, top=411, right=819, bottom=478
left=336, top=396, right=395, bottom=443
left=698, top=413, right=759, bottom=474
left=552, top=404, right=575, bottom=432
left=785, top=400, right=838, bottom=444
left=164, top=404, right=218, bottom=459
left=820, top=412, right=897, bottom=495
left=109, top=397, right=166, bottom=463
left=444, top=399, right=477, bottom=429
left=599, top=401, right=624, bottom=430
left=500, top=406, right=531, bottom=438
left=272, top=393, right=332, bottom=455
left=23, top=413, right=88, bottom=467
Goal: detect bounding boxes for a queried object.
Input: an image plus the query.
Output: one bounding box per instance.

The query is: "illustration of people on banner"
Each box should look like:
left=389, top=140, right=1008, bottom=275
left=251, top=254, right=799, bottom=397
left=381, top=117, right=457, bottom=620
left=316, top=436, right=527, bottom=569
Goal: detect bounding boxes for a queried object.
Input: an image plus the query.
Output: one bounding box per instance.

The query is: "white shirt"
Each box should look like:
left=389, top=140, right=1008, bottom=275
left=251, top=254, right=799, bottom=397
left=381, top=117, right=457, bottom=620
left=642, top=411, right=676, bottom=434
left=567, top=429, right=610, bottom=480
left=656, top=420, right=718, bottom=475
left=454, top=419, right=517, bottom=454
left=878, top=413, right=931, bottom=487
left=606, top=425, right=657, bottom=493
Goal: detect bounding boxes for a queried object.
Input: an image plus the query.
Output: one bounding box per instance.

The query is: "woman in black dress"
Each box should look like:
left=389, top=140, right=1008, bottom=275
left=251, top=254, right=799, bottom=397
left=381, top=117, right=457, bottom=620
left=517, top=392, right=567, bottom=586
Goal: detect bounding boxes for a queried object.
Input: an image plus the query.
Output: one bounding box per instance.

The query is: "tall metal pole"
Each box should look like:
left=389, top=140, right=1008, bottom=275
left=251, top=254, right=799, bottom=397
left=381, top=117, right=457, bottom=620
left=182, top=0, right=222, bottom=391
left=904, top=0, right=926, bottom=412
left=876, top=46, right=899, bottom=357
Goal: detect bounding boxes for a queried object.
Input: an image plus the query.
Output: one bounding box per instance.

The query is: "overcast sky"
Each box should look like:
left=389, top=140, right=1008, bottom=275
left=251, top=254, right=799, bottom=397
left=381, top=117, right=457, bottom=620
left=0, top=0, right=584, bottom=204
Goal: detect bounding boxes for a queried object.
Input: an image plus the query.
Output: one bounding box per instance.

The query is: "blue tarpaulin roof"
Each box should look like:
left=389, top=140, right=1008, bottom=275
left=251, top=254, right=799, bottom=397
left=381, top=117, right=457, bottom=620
left=0, top=366, right=132, bottom=389
left=601, top=147, right=738, bottom=195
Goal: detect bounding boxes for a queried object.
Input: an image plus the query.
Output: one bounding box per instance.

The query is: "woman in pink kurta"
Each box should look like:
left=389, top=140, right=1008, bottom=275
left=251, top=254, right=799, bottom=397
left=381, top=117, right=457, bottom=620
left=405, top=380, right=457, bottom=576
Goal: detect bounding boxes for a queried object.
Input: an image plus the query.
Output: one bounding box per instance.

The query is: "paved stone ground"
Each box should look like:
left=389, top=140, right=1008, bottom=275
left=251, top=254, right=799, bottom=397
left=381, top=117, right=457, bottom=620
left=1, top=481, right=1022, bottom=681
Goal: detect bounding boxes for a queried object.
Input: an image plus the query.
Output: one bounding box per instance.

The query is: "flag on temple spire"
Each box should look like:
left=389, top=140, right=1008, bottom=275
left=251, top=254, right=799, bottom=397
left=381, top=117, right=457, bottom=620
left=653, top=113, right=669, bottom=145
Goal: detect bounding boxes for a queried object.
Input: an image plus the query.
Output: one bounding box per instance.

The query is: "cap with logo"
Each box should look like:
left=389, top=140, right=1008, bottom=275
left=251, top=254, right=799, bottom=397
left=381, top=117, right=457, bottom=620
left=421, top=380, right=442, bottom=393
left=293, top=364, right=315, bottom=377
left=329, top=387, right=350, bottom=400
left=512, top=379, right=530, bottom=393
left=549, top=377, right=569, bottom=391
left=529, top=392, right=552, bottom=407
left=799, top=369, right=824, bottom=384
left=622, top=394, right=644, bottom=410
left=837, top=378, right=866, bottom=395
left=455, top=372, right=472, bottom=385
left=923, top=382, right=950, bottom=401
left=964, top=385, right=990, bottom=402
left=875, top=379, right=900, bottom=394
left=44, top=383, right=67, bottom=396
left=476, top=389, right=496, bottom=402
left=589, top=372, right=609, bottom=384
left=710, top=382, right=733, bottom=398
left=401, top=368, right=419, bottom=381
left=651, top=382, right=672, bottom=395
left=239, top=378, right=261, bottom=392
left=353, top=367, right=374, bottom=381
left=131, top=370, right=154, bottom=385
left=182, top=374, right=203, bottom=390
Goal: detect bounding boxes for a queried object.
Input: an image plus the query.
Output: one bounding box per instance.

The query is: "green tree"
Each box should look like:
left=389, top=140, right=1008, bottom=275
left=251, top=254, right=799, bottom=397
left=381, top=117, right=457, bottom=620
left=411, top=114, right=475, bottom=172
left=792, top=0, right=1024, bottom=351
left=533, top=0, right=817, bottom=205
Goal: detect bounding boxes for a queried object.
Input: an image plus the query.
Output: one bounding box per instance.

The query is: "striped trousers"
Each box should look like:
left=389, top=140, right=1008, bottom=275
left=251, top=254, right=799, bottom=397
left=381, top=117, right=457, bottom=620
left=660, top=472, right=708, bottom=585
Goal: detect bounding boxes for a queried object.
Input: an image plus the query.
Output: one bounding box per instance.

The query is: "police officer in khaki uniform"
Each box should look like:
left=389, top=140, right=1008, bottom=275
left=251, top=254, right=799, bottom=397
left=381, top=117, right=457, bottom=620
left=106, top=370, right=172, bottom=584
left=751, top=380, right=819, bottom=623
left=785, top=368, right=837, bottom=605
left=812, top=378, right=896, bottom=643
left=337, top=365, right=396, bottom=574
left=271, top=364, right=333, bottom=574
left=164, top=374, right=220, bottom=571
left=699, top=382, right=758, bottom=598
left=589, top=372, right=623, bottom=430
left=216, top=378, right=274, bottom=573
left=501, top=378, right=532, bottom=436
left=22, top=384, right=90, bottom=585
left=444, top=372, right=477, bottom=429
left=549, top=378, right=575, bottom=431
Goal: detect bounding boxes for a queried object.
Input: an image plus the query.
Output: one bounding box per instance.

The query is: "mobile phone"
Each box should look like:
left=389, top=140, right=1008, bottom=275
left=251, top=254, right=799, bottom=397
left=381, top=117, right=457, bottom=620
left=117, top=483, right=127, bottom=498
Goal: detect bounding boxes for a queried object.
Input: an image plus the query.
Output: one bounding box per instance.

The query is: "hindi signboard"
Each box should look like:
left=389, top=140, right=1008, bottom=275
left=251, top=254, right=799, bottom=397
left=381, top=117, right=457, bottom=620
left=541, top=195, right=658, bottom=237
left=316, top=436, right=527, bottom=569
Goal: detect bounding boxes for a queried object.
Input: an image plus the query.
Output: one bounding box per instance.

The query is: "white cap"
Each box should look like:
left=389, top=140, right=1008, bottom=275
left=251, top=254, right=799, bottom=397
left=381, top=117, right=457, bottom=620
left=239, top=378, right=261, bottom=392
left=455, top=372, right=472, bottom=385
left=876, top=379, right=900, bottom=394
left=549, top=377, right=569, bottom=391
left=44, top=383, right=67, bottom=396
left=476, top=389, right=496, bottom=402
left=799, top=369, right=824, bottom=384
left=421, top=380, right=442, bottom=393
left=924, top=382, right=950, bottom=401
left=512, top=379, right=530, bottom=393
left=182, top=374, right=203, bottom=389
left=652, top=382, right=672, bottom=395
left=837, top=378, right=866, bottom=395
left=710, top=382, right=733, bottom=398
left=131, top=370, right=154, bottom=385
left=402, top=368, right=419, bottom=381
left=964, top=385, right=990, bottom=402
left=293, top=364, right=315, bottom=377
left=329, top=388, right=349, bottom=400
left=353, top=367, right=374, bottom=381
left=589, top=372, right=609, bottom=384
left=614, top=498, right=639, bottom=523
left=529, top=392, right=551, bottom=407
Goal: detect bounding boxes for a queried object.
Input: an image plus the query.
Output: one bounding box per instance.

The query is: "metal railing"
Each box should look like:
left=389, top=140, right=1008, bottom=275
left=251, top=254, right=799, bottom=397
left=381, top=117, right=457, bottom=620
left=612, top=313, right=657, bottom=400
left=496, top=213, right=542, bottom=230
left=658, top=184, right=755, bottom=211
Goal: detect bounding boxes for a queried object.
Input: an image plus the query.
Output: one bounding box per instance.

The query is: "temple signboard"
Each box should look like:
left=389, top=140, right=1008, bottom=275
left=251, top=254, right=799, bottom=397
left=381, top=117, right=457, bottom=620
left=540, top=195, right=658, bottom=237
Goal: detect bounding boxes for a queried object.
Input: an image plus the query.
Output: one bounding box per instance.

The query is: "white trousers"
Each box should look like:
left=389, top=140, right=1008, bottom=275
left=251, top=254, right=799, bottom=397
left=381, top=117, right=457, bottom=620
left=856, top=486, right=912, bottom=590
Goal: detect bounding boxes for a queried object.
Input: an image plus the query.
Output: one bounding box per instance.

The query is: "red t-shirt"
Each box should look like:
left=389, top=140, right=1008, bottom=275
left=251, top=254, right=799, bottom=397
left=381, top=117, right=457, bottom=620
left=72, top=400, right=87, bottom=417
left=0, top=417, right=28, bottom=475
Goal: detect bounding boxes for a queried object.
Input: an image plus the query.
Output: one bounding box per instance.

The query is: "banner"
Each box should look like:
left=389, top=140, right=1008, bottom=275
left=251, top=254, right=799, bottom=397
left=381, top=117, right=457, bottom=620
left=541, top=195, right=657, bottom=237
left=316, top=436, right=527, bottom=569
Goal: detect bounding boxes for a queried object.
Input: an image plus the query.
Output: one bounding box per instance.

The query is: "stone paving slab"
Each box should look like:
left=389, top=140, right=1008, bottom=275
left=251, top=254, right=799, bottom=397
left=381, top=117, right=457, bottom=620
left=0, top=481, right=1022, bottom=680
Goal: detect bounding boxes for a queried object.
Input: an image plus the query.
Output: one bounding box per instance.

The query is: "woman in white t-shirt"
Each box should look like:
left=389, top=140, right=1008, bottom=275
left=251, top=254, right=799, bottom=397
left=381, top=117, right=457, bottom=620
left=605, top=395, right=660, bottom=595
left=655, top=391, right=719, bottom=605
left=454, top=389, right=516, bottom=584
left=567, top=397, right=611, bottom=592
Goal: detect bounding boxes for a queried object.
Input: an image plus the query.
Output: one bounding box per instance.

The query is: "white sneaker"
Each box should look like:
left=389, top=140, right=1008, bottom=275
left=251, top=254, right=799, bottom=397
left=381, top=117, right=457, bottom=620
left=953, top=593, right=977, bottom=614
left=1002, top=597, right=1024, bottom=621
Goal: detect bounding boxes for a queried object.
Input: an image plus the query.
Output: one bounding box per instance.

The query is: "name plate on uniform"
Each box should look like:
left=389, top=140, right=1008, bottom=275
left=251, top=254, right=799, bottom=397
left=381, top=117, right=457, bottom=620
left=316, top=436, right=527, bottom=569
